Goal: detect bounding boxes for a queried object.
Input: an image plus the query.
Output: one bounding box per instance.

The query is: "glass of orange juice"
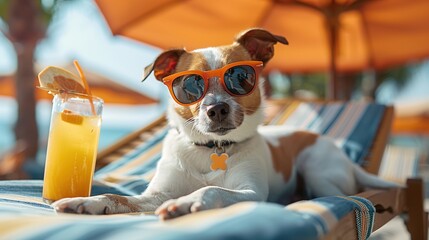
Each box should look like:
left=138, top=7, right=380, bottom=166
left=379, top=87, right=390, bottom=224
left=43, top=92, right=103, bottom=203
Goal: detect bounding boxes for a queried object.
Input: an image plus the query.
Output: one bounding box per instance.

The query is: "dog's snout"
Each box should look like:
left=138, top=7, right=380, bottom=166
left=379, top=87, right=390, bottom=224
left=207, top=102, right=230, bottom=122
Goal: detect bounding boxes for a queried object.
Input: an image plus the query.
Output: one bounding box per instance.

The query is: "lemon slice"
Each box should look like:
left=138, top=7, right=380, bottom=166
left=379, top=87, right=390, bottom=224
left=38, top=61, right=97, bottom=116
left=38, top=66, right=87, bottom=94
left=61, top=110, right=83, bottom=125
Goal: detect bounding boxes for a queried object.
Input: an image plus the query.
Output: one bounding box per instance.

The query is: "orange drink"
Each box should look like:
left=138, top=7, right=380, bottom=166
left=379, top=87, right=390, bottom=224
left=42, top=93, right=103, bottom=203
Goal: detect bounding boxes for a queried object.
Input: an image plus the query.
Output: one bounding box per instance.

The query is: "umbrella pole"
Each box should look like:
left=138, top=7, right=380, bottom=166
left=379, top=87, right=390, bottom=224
left=328, top=30, right=338, bottom=100
left=327, top=0, right=339, bottom=100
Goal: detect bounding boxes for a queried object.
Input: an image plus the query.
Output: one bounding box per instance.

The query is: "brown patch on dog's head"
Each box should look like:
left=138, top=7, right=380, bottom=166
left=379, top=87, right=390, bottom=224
left=142, top=49, right=186, bottom=82
left=219, top=44, right=252, bottom=64
left=174, top=102, right=201, bottom=121
left=236, top=28, right=288, bottom=65
left=171, top=52, right=209, bottom=120
left=235, top=88, right=261, bottom=115
left=174, top=51, right=210, bottom=72
left=215, top=44, right=262, bottom=116
left=225, top=29, right=287, bottom=115
left=143, top=49, right=210, bottom=121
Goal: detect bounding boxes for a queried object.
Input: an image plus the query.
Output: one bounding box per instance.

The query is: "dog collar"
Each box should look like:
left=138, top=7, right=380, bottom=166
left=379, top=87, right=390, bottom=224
left=193, top=140, right=235, bottom=149
left=173, top=127, right=235, bottom=149
left=193, top=140, right=234, bottom=172
left=174, top=127, right=235, bottom=171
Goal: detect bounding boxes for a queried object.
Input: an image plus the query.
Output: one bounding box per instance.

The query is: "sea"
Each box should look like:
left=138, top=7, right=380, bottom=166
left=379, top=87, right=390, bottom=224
left=0, top=96, right=165, bottom=177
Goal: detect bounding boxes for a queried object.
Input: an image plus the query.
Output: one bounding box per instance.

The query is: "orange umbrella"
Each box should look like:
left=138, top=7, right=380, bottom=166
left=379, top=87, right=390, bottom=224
left=0, top=67, right=158, bottom=105
left=95, top=0, right=429, bottom=99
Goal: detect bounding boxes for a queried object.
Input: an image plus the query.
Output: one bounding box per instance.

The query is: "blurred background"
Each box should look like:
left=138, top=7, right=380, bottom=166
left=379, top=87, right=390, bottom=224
left=0, top=0, right=428, bottom=180
left=0, top=0, right=166, bottom=178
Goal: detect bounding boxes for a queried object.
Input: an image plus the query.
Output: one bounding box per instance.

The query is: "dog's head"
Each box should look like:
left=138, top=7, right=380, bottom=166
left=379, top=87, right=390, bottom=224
left=143, top=28, right=288, bottom=144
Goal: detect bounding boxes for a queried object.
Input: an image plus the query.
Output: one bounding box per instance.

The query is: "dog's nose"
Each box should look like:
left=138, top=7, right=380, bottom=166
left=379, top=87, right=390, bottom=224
left=207, top=102, right=230, bottom=122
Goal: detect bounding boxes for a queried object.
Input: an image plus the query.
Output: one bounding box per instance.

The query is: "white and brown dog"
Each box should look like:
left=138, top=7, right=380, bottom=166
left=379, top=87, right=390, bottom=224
left=53, top=29, right=396, bottom=219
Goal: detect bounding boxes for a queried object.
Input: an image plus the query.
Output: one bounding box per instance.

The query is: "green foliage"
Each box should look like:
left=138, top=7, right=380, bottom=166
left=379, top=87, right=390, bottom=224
left=0, top=0, right=64, bottom=26
left=40, top=0, right=76, bottom=26
left=288, top=73, right=327, bottom=99
left=0, top=0, right=10, bottom=20
left=39, top=0, right=56, bottom=26
left=377, top=64, right=417, bottom=87
left=268, top=72, right=328, bottom=99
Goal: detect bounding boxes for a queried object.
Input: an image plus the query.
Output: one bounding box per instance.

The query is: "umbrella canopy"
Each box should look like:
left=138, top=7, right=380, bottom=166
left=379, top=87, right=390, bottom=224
left=0, top=67, right=158, bottom=105
left=95, top=0, right=429, bottom=99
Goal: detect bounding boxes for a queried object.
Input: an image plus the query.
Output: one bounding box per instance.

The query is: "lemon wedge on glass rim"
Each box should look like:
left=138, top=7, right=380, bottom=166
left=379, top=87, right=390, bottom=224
left=37, top=66, right=88, bottom=95
left=37, top=62, right=96, bottom=124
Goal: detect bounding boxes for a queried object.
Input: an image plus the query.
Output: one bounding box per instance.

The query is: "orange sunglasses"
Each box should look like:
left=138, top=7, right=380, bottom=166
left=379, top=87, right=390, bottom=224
left=162, top=61, right=263, bottom=106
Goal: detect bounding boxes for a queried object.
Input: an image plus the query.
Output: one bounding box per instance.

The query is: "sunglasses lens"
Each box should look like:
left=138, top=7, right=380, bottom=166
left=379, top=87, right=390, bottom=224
left=224, top=65, right=256, bottom=95
left=172, top=74, right=205, bottom=104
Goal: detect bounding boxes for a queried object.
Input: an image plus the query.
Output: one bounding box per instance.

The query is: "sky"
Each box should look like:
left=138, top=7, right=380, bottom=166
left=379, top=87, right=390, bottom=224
left=0, top=0, right=170, bottom=152
left=0, top=0, right=163, bottom=99
left=1, top=0, right=429, bottom=103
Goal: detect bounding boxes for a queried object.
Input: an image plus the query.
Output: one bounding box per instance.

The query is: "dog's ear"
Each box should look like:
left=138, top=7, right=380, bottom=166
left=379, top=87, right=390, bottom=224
left=142, top=49, right=186, bottom=82
left=236, top=28, right=288, bottom=64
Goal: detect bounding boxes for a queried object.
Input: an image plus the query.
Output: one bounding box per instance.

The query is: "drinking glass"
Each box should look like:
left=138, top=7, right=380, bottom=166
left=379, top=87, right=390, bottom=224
left=42, top=93, right=103, bottom=203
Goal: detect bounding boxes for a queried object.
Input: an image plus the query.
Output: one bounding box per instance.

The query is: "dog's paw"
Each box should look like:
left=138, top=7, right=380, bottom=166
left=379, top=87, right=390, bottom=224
left=155, top=196, right=210, bottom=220
left=52, top=195, right=112, bottom=215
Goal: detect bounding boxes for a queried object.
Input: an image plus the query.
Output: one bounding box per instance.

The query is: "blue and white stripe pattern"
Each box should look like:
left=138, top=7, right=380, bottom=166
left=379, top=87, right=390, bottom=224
left=0, top=180, right=376, bottom=240
left=268, top=101, right=386, bottom=165
left=378, top=145, right=420, bottom=184
left=0, top=101, right=399, bottom=239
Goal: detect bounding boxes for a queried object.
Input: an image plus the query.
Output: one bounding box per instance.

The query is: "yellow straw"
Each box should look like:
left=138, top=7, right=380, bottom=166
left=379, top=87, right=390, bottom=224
left=73, top=60, right=96, bottom=115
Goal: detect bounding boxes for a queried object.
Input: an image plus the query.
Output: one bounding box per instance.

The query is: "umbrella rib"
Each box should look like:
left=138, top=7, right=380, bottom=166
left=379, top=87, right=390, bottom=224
left=345, top=0, right=377, bottom=70
left=345, top=0, right=372, bottom=11
left=288, top=0, right=324, bottom=14
left=289, top=0, right=372, bottom=14
left=358, top=4, right=376, bottom=69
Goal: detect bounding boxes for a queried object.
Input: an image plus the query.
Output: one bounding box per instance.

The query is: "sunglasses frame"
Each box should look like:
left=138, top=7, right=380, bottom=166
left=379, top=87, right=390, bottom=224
left=162, top=61, right=263, bottom=106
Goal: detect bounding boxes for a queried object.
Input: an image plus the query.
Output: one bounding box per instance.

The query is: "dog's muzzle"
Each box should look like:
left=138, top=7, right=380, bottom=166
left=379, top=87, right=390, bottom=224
left=207, top=102, right=229, bottom=122
left=205, top=102, right=235, bottom=135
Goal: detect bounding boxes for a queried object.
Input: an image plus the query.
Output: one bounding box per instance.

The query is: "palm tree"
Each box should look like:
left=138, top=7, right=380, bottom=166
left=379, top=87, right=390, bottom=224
left=0, top=0, right=60, bottom=177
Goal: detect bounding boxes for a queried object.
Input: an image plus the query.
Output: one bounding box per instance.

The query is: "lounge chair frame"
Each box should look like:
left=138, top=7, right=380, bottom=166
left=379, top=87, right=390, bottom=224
left=96, top=100, right=427, bottom=239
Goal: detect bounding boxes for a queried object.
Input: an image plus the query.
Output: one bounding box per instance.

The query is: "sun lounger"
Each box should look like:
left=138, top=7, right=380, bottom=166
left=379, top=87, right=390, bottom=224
left=0, top=100, right=426, bottom=240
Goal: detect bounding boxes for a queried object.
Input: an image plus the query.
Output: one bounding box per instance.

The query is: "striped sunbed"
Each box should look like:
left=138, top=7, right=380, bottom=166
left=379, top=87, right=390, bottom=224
left=265, top=100, right=388, bottom=166
left=0, top=180, right=376, bottom=240
left=378, top=145, right=420, bottom=184
left=0, top=100, right=421, bottom=240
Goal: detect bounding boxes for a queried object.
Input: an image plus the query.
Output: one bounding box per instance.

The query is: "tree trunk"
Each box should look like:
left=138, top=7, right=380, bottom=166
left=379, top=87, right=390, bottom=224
left=361, top=70, right=378, bottom=101
left=13, top=42, right=39, bottom=159
left=7, top=0, right=45, bottom=161
left=336, top=72, right=357, bottom=100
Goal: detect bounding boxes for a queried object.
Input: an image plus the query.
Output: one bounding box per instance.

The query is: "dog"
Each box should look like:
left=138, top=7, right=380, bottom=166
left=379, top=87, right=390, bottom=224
left=52, top=28, right=396, bottom=219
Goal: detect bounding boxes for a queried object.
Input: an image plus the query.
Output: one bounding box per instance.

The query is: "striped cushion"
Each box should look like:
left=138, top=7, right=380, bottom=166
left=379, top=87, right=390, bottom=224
left=286, top=196, right=375, bottom=240
left=0, top=180, right=375, bottom=240
left=267, top=101, right=386, bottom=165
left=94, top=128, right=168, bottom=195
left=378, top=145, right=420, bottom=184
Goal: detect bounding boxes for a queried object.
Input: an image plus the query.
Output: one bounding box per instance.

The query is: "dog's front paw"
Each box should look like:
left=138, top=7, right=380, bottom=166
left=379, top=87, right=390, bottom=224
left=52, top=194, right=139, bottom=215
left=52, top=195, right=111, bottom=214
left=155, top=196, right=210, bottom=220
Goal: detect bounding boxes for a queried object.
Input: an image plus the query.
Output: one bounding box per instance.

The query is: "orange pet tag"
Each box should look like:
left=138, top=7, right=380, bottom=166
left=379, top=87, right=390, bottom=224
left=210, top=153, right=229, bottom=171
